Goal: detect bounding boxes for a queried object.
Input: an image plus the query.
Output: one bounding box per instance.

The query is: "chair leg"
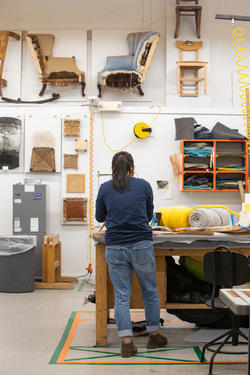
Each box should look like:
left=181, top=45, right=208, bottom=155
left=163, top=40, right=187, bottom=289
left=195, top=69, right=199, bottom=96
left=238, top=329, right=249, bottom=342
left=196, top=8, right=202, bottom=39
left=208, top=332, right=232, bottom=375
left=81, top=82, right=86, bottom=97
left=39, top=83, right=47, bottom=96
left=97, top=84, right=102, bottom=98
left=204, top=65, right=207, bottom=94
left=137, top=85, right=144, bottom=96
left=177, top=66, right=181, bottom=94
left=201, top=330, right=232, bottom=362
left=175, top=8, right=180, bottom=38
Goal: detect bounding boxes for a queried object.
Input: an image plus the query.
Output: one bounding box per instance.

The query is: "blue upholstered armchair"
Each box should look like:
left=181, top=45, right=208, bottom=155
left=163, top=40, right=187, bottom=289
left=97, top=31, right=160, bottom=97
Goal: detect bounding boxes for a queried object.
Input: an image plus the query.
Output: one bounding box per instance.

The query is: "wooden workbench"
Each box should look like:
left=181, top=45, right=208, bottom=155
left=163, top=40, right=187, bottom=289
left=95, top=234, right=250, bottom=345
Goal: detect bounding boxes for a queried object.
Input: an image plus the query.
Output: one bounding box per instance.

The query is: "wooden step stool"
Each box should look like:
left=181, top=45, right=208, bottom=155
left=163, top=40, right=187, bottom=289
left=34, top=234, right=78, bottom=289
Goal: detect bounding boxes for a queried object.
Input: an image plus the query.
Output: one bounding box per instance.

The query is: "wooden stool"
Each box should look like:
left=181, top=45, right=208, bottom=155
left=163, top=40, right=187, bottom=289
left=175, top=0, right=202, bottom=39
left=34, top=234, right=78, bottom=289
left=176, top=40, right=207, bottom=97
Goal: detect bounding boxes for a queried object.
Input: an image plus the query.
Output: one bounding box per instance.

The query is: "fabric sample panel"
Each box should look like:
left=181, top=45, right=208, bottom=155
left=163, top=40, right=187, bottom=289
left=63, top=153, right=78, bottom=169
left=0, top=117, right=21, bottom=170
left=30, top=147, right=55, bottom=172
left=66, top=174, right=85, bottom=193
left=75, top=139, right=87, bottom=152
left=175, top=117, right=195, bottom=140
left=63, top=197, right=87, bottom=222
left=64, top=119, right=80, bottom=136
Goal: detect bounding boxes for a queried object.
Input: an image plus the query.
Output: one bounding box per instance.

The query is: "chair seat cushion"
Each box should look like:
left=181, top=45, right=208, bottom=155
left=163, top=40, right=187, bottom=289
left=47, top=71, right=79, bottom=79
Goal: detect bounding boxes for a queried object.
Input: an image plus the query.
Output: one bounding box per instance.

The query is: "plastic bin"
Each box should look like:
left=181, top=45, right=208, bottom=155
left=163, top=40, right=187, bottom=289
left=0, top=236, right=36, bottom=292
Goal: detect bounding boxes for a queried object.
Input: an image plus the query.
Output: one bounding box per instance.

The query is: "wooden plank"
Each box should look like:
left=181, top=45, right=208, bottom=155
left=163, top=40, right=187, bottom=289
left=47, top=243, right=56, bottom=284
left=166, top=303, right=210, bottom=309
left=60, top=276, right=78, bottom=283
left=155, top=255, right=166, bottom=308
left=55, top=242, right=61, bottom=281
left=41, top=243, right=48, bottom=283
left=95, top=243, right=108, bottom=345
left=238, top=180, right=245, bottom=202
left=34, top=282, right=74, bottom=289
left=48, top=234, right=59, bottom=246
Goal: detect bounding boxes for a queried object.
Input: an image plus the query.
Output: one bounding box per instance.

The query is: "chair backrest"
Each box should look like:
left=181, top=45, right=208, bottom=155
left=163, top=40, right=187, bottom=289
left=204, top=246, right=250, bottom=287
left=0, top=31, right=9, bottom=79
left=0, top=31, right=20, bottom=80
left=127, top=31, right=160, bottom=81
left=25, top=32, right=55, bottom=76
left=176, top=40, right=202, bottom=61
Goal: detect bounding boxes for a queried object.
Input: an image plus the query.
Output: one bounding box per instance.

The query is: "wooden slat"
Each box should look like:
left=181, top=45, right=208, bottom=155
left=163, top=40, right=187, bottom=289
left=95, top=243, right=108, bottom=345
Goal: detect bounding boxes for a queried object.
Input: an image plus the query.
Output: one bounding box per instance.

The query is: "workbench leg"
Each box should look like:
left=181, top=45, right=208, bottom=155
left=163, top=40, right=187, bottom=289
left=96, top=244, right=108, bottom=345
left=155, top=255, right=166, bottom=308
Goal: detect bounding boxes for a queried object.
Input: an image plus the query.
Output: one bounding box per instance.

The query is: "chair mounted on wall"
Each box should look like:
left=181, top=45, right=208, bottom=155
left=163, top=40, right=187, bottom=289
left=24, top=32, right=86, bottom=97
left=97, top=31, right=160, bottom=97
left=176, top=40, right=207, bottom=97
left=174, top=0, right=202, bottom=39
left=0, top=31, right=20, bottom=96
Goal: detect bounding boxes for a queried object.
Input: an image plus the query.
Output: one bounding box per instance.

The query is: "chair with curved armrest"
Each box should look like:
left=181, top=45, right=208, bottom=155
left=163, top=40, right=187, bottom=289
left=97, top=31, right=160, bottom=97
left=24, top=32, right=85, bottom=97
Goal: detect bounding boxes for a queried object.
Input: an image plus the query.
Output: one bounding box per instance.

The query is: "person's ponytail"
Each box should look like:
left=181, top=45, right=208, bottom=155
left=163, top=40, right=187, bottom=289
left=112, top=152, right=134, bottom=193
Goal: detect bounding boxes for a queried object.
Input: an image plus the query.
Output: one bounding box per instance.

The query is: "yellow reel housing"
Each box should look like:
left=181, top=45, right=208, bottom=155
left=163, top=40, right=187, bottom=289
left=133, top=122, right=152, bottom=139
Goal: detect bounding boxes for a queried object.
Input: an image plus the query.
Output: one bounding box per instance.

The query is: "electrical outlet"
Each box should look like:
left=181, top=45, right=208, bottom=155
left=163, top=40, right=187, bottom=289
left=98, top=101, right=123, bottom=112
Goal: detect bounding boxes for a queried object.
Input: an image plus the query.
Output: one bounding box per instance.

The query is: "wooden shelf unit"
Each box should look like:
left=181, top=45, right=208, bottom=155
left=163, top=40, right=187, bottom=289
left=181, top=139, right=248, bottom=192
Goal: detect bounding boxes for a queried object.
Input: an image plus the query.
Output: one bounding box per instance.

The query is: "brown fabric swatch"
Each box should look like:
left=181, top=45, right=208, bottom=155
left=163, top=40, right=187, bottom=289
left=63, top=197, right=87, bottom=222
left=30, top=147, right=56, bottom=172
left=64, top=119, right=80, bottom=136
left=66, top=174, right=85, bottom=193
left=63, top=153, right=78, bottom=169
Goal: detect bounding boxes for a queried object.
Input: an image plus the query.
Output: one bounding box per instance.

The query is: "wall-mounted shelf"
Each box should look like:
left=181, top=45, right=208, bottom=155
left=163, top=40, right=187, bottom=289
left=181, top=139, right=248, bottom=191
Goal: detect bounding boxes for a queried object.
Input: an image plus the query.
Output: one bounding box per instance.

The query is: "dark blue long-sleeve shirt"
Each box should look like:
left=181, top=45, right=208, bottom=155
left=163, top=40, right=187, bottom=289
left=95, top=177, right=154, bottom=245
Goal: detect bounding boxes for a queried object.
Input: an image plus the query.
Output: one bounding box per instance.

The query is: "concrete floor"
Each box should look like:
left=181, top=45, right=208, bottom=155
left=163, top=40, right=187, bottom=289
left=0, top=280, right=248, bottom=375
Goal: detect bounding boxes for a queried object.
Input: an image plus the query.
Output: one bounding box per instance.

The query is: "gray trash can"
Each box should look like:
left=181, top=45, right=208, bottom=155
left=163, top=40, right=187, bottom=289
left=0, top=236, right=36, bottom=292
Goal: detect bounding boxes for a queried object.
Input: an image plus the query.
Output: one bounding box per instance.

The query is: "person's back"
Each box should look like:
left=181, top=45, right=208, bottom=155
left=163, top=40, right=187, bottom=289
left=96, top=176, right=153, bottom=245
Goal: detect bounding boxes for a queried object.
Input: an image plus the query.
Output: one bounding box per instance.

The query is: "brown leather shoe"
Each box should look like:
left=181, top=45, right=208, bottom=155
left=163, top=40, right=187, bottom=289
left=121, top=341, right=138, bottom=358
left=147, top=333, right=168, bottom=349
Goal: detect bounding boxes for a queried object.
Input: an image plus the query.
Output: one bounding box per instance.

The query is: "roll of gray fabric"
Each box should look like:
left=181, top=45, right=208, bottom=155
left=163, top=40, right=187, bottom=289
left=189, top=208, right=231, bottom=227
left=211, top=122, right=245, bottom=140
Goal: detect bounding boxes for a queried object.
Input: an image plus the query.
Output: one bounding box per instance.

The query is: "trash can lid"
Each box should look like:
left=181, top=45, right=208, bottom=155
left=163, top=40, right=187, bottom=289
left=0, top=236, right=36, bottom=256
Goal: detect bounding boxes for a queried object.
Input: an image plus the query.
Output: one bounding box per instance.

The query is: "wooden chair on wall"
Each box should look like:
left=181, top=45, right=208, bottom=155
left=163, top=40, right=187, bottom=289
left=0, top=31, right=20, bottom=96
left=175, top=0, right=202, bottom=39
left=176, top=40, right=207, bottom=97
left=24, top=32, right=85, bottom=97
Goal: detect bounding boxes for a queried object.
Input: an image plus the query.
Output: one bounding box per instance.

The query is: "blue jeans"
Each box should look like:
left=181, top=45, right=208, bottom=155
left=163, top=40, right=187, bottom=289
left=105, top=240, right=160, bottom=337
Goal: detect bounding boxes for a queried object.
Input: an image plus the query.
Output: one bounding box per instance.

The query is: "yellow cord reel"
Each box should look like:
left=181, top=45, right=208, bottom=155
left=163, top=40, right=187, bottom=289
left=133, top=122, right=152, bottom=139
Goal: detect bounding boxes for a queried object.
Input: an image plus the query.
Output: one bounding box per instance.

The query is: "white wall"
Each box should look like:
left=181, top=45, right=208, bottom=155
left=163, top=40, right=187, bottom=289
left=0, top=0, right=250, bottom=276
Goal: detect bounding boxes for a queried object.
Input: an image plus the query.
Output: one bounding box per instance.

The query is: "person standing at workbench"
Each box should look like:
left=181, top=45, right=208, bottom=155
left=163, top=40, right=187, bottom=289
left=95, top=151, right=167, bottom=357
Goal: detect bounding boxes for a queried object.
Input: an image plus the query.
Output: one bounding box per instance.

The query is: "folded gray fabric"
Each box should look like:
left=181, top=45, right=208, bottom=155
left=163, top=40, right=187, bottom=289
left=175, top=117, right=195, bottom=140
left=189, top=208, right=232, bottom=227
left=211, top=122, right=245, bottom=140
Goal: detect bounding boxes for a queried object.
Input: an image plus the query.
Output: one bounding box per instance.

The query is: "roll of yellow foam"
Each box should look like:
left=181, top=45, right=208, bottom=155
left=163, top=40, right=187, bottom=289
left=158, top=206, right=191, bottom=230
left=158, top=205, right=239, bottom=230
